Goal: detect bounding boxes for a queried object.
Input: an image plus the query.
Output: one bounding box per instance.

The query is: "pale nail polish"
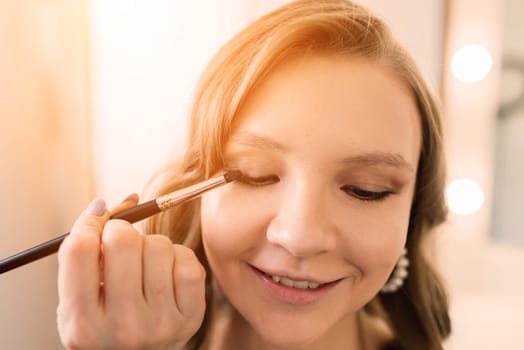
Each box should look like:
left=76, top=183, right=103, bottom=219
left=121, top=193, right=139, bottom=203
left=85, top=198, right=106, bottom=216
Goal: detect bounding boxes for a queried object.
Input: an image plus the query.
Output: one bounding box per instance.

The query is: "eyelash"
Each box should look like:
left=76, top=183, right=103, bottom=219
left=237, top=174, right=280, bottom=187
left=340, top=185, right=393, bottom=202
left=234, top=172, right=393, bottom=202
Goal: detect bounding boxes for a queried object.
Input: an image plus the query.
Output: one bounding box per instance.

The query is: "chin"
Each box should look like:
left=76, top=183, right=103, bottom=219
left=247, top=311, right=336, bottom=349
left=258, top=330, right=318, bottom=349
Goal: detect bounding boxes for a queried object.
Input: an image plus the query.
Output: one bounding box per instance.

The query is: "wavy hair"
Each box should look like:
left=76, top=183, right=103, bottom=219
left=145, top=1, right=450, bottom=348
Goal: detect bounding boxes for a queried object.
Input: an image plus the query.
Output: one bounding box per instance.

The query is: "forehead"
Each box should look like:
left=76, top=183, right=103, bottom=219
left=230, top=54, right=422, bottom=168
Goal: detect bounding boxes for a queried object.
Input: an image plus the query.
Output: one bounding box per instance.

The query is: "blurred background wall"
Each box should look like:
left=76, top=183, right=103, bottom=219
left=0, top=0, right=522, bottom=349
left=0, top=1, right=91, bottom=348
left=440, top=0, right=524, bottom=348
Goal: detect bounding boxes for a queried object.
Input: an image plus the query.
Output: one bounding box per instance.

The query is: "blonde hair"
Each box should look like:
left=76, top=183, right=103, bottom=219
left=145, top=0, right=450, bottom=348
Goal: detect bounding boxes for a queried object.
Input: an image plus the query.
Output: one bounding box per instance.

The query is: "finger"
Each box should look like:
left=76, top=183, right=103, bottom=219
left=58, top=198, right=109, bottom=311
left=100, top=194, right=140, bottom=277
left=172, top=245, right=206, bottom=318
left=109, top=193, right=140, bottom=216
left=101, top=219, right=144, bottom=310
left=142, top=235, right=176, bottom=308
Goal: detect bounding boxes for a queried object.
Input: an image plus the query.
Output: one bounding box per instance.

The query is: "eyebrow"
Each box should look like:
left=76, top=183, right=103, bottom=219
left=230, top=131, right=288, bottom=152
left=341, top=152, right=415, bottom=173
left=229, top=131, right=415, bottom=172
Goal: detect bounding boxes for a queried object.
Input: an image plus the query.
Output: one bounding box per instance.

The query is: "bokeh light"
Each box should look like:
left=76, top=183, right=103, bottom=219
left=451, top=44, right=493, bottom=83
left=446, top=178, right=485, bottom=215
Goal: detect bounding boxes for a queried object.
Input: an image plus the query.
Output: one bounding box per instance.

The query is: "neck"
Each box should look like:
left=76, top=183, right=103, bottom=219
left=207, top=300, right=366, bottom=350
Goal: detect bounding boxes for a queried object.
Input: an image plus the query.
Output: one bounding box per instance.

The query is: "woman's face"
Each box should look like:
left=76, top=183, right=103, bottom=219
left=200, top=54, right=421, bottom=347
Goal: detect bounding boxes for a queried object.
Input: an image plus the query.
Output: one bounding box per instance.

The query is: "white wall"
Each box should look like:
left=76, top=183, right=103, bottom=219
left=0, top=1, right=92, bottom=349
left=88, top=0, right=252, bottom=205
left=491, top=0, right=524, bottom=243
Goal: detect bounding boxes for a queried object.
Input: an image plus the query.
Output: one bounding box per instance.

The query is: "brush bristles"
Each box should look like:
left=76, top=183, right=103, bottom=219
left=224, top=170, right=242, bottom=183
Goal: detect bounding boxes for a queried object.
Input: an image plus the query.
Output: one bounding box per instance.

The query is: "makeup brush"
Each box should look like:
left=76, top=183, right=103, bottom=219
left=0, top=171, right=241, bottom=275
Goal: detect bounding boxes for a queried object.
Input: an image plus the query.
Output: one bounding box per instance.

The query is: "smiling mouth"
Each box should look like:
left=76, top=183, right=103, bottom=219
left=252, top=266, right=339, bottom=290
left=250, top=265, right=342, bottom=305
left=270, top=275, right=320, bottom=289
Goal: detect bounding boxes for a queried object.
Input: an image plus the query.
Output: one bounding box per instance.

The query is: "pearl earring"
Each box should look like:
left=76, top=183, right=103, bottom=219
left=380, top=247, right=409, bottom=293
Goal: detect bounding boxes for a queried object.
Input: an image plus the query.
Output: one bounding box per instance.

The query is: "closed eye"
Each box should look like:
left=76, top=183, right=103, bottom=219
left=341, top=185, right=392, bottom=202
left=237, top=174, right=280, bottom=187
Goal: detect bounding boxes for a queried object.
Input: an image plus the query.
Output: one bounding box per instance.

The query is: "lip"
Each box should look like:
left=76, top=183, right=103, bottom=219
left=257, top=267, right=327, bottom=285
left=250, top=265, right=340, bottom=305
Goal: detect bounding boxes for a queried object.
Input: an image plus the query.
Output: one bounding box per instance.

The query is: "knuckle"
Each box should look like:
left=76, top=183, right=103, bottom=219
left=173, top=245, right=206, bottom=283
left=58, top=234, right=99, bottom=263
left=57, top=313, right=98, bottom=349
left=101, top=220, right=141, bottom=249
left=72, top=216, right=105, bottom=236
left=144, top=234, right=173, bottom=254
left=177, top=263, right=206, bottom=284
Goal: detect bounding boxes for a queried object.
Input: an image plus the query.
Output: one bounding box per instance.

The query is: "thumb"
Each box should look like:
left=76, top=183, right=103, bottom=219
left=71, top=198, right=110, bottom=238
left=58, top=198, right=110, bottom=310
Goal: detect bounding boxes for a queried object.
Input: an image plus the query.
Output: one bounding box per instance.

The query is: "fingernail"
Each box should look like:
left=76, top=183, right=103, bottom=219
left=85, top=198, right=106, bottom=216
left=121, top=193, right=139, bottom=203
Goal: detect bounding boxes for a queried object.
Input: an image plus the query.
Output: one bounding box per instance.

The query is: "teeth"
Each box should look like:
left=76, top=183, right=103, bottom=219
left=271, top=275, right=320, bottom=289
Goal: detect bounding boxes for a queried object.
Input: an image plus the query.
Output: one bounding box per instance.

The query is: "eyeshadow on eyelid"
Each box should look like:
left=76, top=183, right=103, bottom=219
left=224, top=150, right=280, bottom=166
left=339, top=171, right=410, bottom=190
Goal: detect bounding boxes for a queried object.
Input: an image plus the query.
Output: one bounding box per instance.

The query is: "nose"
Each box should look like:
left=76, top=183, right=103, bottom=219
left=266, top=180, right=336, bottom=258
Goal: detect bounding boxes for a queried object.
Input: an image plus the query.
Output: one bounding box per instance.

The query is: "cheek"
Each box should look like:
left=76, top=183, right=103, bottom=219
left=336, top=197, right=411, bottom=274
left=200, top=187, right=269, bottom=259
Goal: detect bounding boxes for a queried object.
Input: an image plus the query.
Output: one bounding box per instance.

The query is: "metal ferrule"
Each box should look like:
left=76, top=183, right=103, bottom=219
left=155, top=175, right=227, bottom=210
